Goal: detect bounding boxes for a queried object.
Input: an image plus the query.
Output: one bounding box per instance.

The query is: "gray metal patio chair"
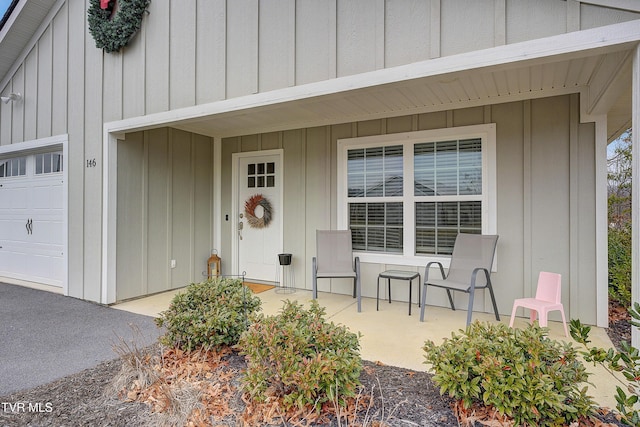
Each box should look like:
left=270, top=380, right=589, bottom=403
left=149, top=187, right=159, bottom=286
left=419, top=233, right=499, bottom=326
left=312, top=230, right=362, bottom=312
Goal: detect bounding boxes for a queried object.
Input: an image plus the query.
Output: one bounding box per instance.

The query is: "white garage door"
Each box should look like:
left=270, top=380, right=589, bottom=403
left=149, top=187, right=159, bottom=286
left=0, top=151, right=65, bottom=287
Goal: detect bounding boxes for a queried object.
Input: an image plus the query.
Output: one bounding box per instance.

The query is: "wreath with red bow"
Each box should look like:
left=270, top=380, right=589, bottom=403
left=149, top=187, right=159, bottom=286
left=88, top=0, right=150, bottom=53
left=244, top=194, right=273, bottom=229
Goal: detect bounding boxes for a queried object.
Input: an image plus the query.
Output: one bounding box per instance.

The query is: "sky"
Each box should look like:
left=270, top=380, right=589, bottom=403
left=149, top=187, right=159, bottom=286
left=608, top=130, right=631, bottom=158
left=0, top=0, right=12, bottom=19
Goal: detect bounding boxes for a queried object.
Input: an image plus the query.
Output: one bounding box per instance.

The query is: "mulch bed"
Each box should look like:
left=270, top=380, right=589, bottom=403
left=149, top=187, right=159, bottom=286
left=0, top=345, right=458, bottom=427
left=0, top=305, right=633, bottom=427
left=607, top=302, right=631, bottom=352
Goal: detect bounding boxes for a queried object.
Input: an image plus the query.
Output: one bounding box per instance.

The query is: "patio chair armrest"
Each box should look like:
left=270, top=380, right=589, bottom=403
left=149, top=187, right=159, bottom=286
left=424, top=261, right=446, bottom=282
left=470, top=267, right=491, bottom=289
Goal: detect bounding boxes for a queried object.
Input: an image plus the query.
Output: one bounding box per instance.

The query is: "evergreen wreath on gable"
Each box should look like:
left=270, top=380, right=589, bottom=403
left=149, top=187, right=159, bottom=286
left=88, top=0, right=150, bottom=53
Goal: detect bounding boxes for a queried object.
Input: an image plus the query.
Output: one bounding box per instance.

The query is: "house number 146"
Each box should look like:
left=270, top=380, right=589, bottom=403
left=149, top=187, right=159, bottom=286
left=86, top=158, right=97, bottom=168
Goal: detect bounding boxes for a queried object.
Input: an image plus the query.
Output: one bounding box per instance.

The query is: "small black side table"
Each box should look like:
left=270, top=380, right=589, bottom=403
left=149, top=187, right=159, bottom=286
left=377, top=270, right=421, bottom=315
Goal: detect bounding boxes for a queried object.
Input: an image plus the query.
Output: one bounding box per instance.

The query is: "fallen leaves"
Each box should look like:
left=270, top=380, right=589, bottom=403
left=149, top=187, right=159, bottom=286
left=452, top=400, right=622, bottom=427
left=116, top=347, right=237, bottom=425
left=609, top=302, right=631, bottom=322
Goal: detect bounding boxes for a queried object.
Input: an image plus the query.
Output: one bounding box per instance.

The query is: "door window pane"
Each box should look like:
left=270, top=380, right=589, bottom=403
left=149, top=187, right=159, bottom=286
left=0, top=156, right=27, bottom=177
left=247, top=161, right=275, bottom=188
left=35, top=152, right=63, bottom=175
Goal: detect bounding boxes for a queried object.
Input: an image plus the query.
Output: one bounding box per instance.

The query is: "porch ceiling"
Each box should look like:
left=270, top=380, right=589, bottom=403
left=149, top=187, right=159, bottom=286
left=116, top=21, right=640, bottom=143
left=174, top=47, right=634, bottom=143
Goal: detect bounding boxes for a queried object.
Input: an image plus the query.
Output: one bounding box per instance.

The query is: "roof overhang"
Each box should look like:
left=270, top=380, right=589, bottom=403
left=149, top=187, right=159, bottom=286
left=0, top=0, right=60, bottom=84
left=105, top=19, right=639, bottom=143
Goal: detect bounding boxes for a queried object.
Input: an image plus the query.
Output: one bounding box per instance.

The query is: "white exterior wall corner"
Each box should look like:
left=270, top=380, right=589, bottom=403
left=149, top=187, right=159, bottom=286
left=632, top=44, right=640, bottom=347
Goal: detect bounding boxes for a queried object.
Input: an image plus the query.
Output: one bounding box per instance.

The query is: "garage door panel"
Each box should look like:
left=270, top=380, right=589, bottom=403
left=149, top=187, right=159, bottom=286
left=31, top=220, right=64, bottom=245
left=31, top=180, right=64, bottom=210
left=0, top=219, right=31, bottom=240
left=0, top=150, right=65, bottom=288
left=2, top=188, right=29, bottom=209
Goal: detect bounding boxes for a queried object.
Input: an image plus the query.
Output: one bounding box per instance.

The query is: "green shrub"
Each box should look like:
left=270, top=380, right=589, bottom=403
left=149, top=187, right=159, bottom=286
left=571, top=306, right=640, bottom=427
left=155, top=277, right=261, bottom=351
left=609, top=224, right=632, bottom=308
left=237, top=300, right=362, bottom=411
left=423, top=322, right=594, bottom=426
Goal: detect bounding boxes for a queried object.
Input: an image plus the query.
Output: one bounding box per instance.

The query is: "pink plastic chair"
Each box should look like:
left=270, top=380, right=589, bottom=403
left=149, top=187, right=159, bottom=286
left=509, top=272, right=568, bottom=336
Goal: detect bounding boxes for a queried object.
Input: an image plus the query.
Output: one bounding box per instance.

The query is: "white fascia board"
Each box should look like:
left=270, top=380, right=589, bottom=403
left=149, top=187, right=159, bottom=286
left=580, top=0, right=640, bottom=13
left=105, top=20, right=640, bottom=137
left=0, top=133, right=68, bottom=155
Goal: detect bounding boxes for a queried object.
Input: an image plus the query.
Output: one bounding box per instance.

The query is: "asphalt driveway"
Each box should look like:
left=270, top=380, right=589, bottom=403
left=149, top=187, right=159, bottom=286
left=0, top=283, right=162, bottom=396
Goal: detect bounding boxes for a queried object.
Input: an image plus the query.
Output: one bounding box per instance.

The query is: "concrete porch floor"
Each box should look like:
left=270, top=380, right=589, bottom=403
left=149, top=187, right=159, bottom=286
left=113, top=286, right=622, bottom=412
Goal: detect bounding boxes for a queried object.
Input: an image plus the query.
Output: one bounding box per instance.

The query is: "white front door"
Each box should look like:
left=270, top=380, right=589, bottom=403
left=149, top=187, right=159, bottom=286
left=234, top=151, right=283, bottom=282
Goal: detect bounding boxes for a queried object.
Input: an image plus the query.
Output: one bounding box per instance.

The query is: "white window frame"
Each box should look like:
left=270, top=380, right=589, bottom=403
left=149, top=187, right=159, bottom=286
left=337, top=124, right=497, bottom=269
left=0, top=155, right=27, bottom=178
left=34, top=151, right=64, bottom=175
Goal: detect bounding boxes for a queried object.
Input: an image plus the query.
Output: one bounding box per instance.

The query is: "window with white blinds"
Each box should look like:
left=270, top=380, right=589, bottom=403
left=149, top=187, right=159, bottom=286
left=338, top=125, right=496, bottom=261
left=414, top=139, right=482, bottom=255
left=347, top=145, right=404, bottom=252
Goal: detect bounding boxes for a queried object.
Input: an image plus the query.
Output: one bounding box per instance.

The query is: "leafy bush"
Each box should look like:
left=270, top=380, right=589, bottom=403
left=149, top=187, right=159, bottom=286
left=155, top=278, right=261, bottom=351
left=571, top=305, right=640, bottom=427
left=237, top=300, right=362, bottom=411
left=423, top=322, right=594, bottom=426
left=609, top=223, right=632, bottom=308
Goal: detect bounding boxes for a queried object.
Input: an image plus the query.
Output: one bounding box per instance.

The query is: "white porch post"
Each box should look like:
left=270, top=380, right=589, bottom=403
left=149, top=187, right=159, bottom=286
left=632, top=44, right=640, bottom=348
left=101, top=130, right=119, bottom=305
left=213, top=137, right=222, bottom=267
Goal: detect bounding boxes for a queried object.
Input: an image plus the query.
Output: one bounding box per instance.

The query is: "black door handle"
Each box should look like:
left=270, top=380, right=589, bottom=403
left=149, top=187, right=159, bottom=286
left=26, top=219, right=33, bottom=235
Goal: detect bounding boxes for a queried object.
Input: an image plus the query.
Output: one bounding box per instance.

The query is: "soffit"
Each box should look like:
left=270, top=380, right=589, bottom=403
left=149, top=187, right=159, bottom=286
left=170, top=45, right=635, bottom=142
left=0, top=0, right=57, bottom=86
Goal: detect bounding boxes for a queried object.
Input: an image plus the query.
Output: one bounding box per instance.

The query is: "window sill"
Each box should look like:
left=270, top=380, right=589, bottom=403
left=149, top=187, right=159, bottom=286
left=353, top=252, right=452, bottom=269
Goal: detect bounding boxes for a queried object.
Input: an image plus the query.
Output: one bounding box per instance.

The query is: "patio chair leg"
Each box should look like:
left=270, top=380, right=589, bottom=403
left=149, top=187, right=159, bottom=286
left=446, top=289, right=455, bottom=311
left=466, top=288, right=475, bottom=327
left=419, top=283, right=427, bottom=322
left=312, top=257, right=318, bottom=299
left=355, top=258, right=361, bottom=312
left=487, top=279, right=500, bottom=321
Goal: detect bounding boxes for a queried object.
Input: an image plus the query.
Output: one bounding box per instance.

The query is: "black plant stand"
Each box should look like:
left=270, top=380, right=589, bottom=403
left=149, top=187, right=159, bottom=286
left=276, top=253, right=295, bottom=294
